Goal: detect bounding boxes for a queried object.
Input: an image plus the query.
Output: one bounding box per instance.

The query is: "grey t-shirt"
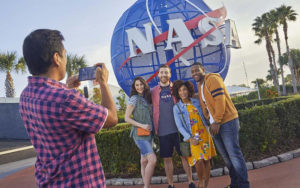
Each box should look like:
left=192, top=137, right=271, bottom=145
left=158, top=86, right=178, bottom=136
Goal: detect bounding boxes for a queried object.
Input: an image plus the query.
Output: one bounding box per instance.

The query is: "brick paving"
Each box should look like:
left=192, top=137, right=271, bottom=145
left=1, top=157, right=300, bottom=188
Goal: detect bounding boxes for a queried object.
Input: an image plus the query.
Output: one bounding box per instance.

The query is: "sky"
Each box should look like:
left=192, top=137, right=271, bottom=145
left=0, top=0, right=299, bottom=97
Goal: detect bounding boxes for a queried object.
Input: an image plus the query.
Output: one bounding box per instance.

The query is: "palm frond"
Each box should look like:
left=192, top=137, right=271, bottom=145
left=0, top=51, right=17, bottom=72
left=15, top=57, right=27, bottom=74
left=66, top=54, right=88, bottom=78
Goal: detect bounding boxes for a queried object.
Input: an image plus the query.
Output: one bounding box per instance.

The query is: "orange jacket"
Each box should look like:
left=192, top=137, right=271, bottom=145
left=197, top=73, right=238, bottom=124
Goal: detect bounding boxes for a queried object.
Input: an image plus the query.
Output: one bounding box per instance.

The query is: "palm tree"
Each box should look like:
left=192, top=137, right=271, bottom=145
left=116, top=89, right=126, bottom=113
left=66, top=54, right=87, bottom=78
left=285, top=74, right=292, bottom=85
left=266, top=68, right=281, bottom=82
left=251, top=78, right=266, bottom=88
left=269, top=9, right=287, bottom=95
left=281, top=49, right=300, bottom=86
left=269, top=40, right=280, bottom=85
left=252, top=14, right=281, bottom=95
left=0, top=52, right=27, bottom=97
left=291, top=49, right=300, bottom=85
left=276, top=4, right=298, bottom=93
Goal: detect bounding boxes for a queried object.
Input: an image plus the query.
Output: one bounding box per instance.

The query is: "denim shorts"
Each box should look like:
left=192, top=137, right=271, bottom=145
left=134, top=139, right=154, bottom=156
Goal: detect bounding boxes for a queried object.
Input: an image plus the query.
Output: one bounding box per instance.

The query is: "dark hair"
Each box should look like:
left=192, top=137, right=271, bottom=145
left=191, top=62, right=204, bottom=70
left=158, top=64, right=171, bottom=72
left=130, top=77, right=152, bottom=104
left=23, top=29, right=65, bottom=75
left=172, top=80, right=194, bottom=100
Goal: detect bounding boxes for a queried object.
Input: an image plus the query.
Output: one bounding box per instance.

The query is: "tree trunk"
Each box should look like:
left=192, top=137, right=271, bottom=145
left=295, top=68, right=300, bottom=85
left=275, top=28, right=286, bottom=95
left=269, top=63, right=278, bottom=92
left=287, top=55, right=298, bottom=93
left=269, top=43, right=281, bottom=95
left=5, top=71, right=15, bottom=97
left=280, top=64, right=286, bottom=95
left=283, top=20, right=298, bottom=94
left=265, top=31, right=280, bottom=95
left=266, top=42, right=279, bottom=94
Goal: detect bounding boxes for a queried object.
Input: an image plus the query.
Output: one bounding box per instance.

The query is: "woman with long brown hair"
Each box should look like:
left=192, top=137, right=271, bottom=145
left=125, top=77, right=156, bottom=188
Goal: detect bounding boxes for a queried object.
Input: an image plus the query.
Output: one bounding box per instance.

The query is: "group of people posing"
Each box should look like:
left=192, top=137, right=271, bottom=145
left=125, top=64, right=250, bottom=188
left=20, top=29, right=249, bottom=188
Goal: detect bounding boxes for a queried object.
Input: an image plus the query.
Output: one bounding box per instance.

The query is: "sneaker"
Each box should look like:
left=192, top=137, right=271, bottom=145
left=168, top=185, right=174, bottom=188
left=188, top=182, right=196, bottom=188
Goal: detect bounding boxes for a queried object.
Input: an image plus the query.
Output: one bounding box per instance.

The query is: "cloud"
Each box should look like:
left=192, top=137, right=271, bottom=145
left=205, top=0, right=300, bottom=87
left=81, top=44, right=119, bottom=87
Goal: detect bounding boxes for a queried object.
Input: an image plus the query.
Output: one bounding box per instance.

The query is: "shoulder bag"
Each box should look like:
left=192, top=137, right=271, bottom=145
left=176, top=104, right=191, bottom=157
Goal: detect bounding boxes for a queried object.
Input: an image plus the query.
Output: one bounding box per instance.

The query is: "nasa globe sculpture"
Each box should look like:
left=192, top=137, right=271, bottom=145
left=111, top=0, right=240, bottom=95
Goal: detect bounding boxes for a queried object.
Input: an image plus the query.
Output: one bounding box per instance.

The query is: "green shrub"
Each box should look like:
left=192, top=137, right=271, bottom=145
left=96, top=95, right=300, bottom=177
left=95, top=128, right=139, bottom=176
left=117, top=112, right=125, bottom=123
left=231, top=95, right=248, bottom=104
left=274, top=96, right=300, bottom=138
left=234, top=96, right=290, bottom=111
left=238, top=105, right=280, bottom=157
left=101, top=122, right=131, bottom=132
left=238, top=95, right=300, bottom=159
left=284, top=85, right=300, bottom=95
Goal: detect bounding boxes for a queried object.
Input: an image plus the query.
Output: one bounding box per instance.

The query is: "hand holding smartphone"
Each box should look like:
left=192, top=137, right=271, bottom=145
left=66, top=75, right=81, bottom=88
left=78, top=65, right=102, bottom=81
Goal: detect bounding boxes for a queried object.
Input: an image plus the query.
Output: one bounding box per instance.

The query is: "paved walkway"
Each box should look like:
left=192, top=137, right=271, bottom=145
left=0, top=157, right=300, bottom=188
left=0, top=157, right=35, bottom=179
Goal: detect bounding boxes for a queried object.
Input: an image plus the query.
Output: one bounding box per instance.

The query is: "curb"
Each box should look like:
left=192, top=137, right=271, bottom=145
left=0, top=146, right=36, bottom=165
left=106, top=148, right=300, bottom=186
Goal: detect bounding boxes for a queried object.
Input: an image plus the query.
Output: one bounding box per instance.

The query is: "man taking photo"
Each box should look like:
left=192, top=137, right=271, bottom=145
left=20, top=29, right=118, bottom=187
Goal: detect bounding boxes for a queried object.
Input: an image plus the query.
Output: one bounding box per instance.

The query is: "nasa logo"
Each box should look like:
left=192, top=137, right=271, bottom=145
left=111, top=0, right=240, bottom=95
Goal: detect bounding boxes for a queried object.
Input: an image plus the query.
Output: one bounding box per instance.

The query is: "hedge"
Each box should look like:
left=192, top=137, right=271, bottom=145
left=95, top=128, right=139, bottom=176
left=96, top=95, right=300, bottom=177
left=239, top=95, right=300, bottom=159
left=117, top=113, right=125, bottom=123
left=234, top=96, right=290, bottom=111
left=100, top=122, right=131, bottom=132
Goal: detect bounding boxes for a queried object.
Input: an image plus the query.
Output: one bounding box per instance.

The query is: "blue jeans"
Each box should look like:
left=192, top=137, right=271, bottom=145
left=213, top=118, right=249, bottom=188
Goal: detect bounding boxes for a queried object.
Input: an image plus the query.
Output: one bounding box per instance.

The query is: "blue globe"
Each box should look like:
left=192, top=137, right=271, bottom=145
left=111, top=0, right=230, bottom=95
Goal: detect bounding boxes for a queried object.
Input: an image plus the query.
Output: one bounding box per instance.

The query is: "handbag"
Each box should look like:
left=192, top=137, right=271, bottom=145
left=179, top=141, right=191, bottom=157
left=134, top=96, right=151, bottom=137
left=176, top=104, right=191, bottom=157
left=137, top=127, right=151, bottom=136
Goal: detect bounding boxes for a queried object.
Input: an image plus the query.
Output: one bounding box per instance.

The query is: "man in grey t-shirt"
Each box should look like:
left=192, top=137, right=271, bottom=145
left=151, top=65, right=195, bottom=188
left=158, top=86, right=178, bottom=136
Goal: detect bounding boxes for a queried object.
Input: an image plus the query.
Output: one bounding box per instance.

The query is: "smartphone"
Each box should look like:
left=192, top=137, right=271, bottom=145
left=78, top=66, right=102, bottom=81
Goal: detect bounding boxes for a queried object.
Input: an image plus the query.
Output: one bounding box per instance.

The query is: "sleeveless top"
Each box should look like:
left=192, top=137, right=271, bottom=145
left=129, top=95, right=153, bottom=141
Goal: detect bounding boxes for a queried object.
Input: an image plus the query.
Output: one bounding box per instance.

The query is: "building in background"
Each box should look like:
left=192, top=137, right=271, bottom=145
left=227, top=85, right=257, bottom=97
